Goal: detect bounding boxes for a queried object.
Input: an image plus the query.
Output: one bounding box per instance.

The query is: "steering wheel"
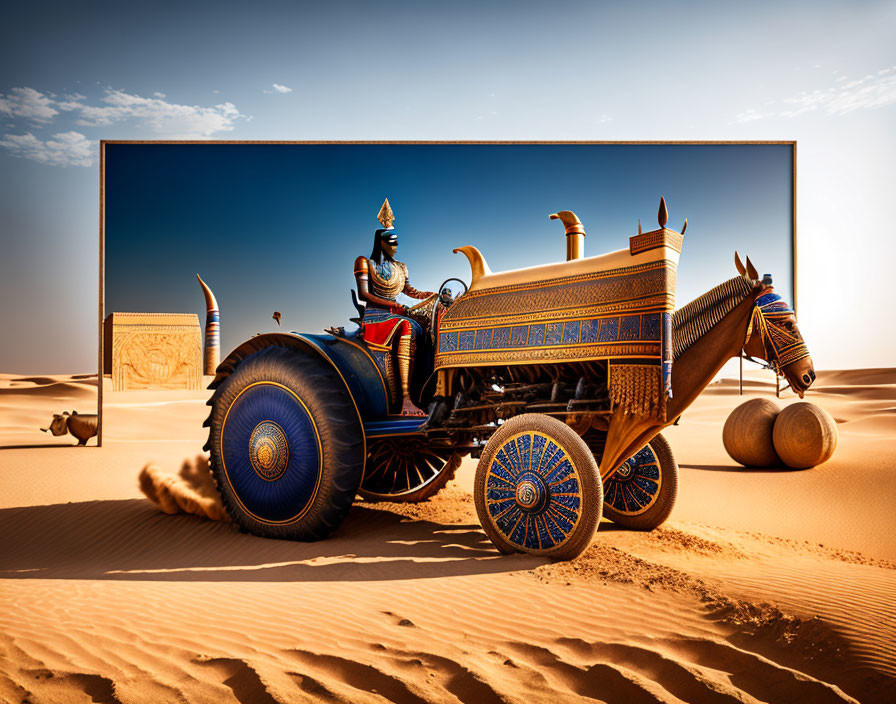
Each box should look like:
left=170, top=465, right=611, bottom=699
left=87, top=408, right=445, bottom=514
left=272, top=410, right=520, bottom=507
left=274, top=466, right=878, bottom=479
left=431, top=277, right=469, bottom=343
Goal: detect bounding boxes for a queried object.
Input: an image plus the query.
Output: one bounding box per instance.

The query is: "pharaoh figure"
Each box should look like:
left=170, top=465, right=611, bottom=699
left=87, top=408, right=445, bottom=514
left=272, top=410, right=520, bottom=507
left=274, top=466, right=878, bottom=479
left=354, top=199, right=434, bottom=416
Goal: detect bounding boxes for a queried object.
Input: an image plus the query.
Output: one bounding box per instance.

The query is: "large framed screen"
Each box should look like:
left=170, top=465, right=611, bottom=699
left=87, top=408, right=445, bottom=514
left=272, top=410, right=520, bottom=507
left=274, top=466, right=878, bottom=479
left=99, top=141, right=795, bottom=443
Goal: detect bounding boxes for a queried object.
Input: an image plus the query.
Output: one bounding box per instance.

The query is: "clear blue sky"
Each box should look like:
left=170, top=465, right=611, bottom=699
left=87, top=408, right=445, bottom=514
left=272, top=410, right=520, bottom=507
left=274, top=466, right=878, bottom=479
left=1, top=1, right=893, bottom=371
left=104, top=142, right=793, bottom=357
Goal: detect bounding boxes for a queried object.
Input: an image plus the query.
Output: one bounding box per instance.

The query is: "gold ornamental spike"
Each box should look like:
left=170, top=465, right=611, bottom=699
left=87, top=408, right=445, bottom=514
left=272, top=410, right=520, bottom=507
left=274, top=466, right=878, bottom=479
left=377, top=198, right=395, bottom=229
left=638, top=218, right=642, bottom=235
left=681, top=218, right=688, bottom=235
left=657, top=196, right=668, bottom=228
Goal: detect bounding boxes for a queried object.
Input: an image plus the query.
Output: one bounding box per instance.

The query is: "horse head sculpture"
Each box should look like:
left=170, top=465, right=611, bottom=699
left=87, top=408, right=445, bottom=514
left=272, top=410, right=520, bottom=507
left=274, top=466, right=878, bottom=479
left=735, top=252, right=815, bottom=398
left=601, top=249, right=816, bottom=483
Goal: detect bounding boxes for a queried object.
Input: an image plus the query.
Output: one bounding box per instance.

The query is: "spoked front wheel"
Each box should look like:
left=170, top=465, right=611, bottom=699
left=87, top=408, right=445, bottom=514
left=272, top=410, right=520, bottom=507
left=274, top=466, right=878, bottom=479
left=601, top=432, right=678, bottom=530
left=474, top=413, right=602, bottom=561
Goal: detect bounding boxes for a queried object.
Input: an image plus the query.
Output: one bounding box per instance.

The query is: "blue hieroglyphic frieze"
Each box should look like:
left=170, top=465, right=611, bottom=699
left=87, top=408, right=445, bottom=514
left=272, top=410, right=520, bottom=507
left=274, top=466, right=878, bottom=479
left=440, top=312, right=662, bottom=356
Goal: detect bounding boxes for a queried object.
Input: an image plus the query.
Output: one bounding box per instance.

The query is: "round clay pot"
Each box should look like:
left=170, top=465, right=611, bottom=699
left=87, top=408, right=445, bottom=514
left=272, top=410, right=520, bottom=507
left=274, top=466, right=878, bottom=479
left=773, top=402, right=838, bottom=469
left=723, top=398, right=781, bottom=468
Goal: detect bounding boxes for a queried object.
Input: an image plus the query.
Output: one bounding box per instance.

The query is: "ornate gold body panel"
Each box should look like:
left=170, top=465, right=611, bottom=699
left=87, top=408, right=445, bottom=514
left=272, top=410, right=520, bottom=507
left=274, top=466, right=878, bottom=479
left=436, top=228, right=683, bottom=418
left=436, top=230, right=680, bottom=370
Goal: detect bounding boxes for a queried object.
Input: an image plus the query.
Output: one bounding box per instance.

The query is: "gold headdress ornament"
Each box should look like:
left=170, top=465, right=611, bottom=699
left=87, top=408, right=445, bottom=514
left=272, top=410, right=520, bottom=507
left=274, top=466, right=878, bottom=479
left=377, top=198, right=395, bottom=229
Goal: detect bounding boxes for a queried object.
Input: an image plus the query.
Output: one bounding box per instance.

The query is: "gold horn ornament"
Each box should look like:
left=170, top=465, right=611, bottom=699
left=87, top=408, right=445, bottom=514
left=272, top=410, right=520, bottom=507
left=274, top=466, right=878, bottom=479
left=453, top=245, right=492, bottom=285
left=196, top=274, right=220, bottom=375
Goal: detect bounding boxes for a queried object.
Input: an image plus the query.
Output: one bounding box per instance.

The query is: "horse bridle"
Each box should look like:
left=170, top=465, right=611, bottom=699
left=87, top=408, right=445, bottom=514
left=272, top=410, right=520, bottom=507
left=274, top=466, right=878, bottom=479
left=743, top=290, right=811, bottom=374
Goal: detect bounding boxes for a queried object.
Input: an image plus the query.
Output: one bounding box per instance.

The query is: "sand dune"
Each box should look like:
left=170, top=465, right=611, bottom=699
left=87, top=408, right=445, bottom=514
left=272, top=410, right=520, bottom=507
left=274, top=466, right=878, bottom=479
left=1, top=369, right=895, bottom=703
left=0, top=373, right=99, bottom=450
left=0, top=497, right=882, bottom=703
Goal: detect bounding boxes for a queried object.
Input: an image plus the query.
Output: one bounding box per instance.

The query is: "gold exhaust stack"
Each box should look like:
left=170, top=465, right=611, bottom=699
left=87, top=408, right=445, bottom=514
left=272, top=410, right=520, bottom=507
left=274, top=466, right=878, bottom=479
left=550, top=211, right=586, bottom=260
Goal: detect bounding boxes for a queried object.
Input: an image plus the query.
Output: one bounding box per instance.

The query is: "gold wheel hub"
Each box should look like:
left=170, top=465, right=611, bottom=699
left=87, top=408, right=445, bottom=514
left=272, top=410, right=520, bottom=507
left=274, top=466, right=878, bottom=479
left=516, top=480, right=539, bottom=509
left=616, top=461, right=633, bottom=479
left=249, top=421, right=289, bottom=481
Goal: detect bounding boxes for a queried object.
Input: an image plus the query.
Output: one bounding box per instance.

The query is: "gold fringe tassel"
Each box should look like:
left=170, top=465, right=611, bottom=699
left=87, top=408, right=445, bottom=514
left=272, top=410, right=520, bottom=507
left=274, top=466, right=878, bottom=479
left=610, top=364, right=665, bottom=419
left=434, top=369, right=451, bottom=397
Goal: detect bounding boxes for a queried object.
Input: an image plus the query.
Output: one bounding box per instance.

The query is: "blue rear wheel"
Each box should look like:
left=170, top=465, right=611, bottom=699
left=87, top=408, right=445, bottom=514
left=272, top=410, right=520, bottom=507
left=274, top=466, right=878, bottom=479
left=220, top=382, right=322, bottom=524
left=207, top=346, right=364, bottom=540
left=359, top=437, right=461, bottom=503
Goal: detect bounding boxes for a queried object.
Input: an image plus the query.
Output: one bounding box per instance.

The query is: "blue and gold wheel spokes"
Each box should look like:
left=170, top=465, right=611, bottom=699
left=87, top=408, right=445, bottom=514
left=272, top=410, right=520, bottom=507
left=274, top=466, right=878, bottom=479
left=605, top=444, right=662, bottom=516
left=485, top=431, right=582, bottom=551
left=220, top=382, right=322, bottom=524
left=362, top=437, right=454, bottom=496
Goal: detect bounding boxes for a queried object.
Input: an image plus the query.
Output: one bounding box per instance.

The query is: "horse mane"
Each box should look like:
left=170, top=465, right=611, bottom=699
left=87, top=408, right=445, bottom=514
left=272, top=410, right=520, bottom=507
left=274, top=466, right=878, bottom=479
left=672, top=276, right=756, bottom=359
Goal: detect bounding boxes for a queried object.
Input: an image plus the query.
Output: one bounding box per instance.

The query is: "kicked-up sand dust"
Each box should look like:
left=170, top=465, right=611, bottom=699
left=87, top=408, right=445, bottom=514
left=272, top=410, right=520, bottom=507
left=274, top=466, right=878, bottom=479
left=139, top=455, right=230, bottom=522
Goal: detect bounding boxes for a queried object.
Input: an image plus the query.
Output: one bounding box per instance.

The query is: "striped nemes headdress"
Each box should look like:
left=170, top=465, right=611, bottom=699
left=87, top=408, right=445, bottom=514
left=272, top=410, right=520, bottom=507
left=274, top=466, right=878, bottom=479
left=746, top=290, right=810, bottom=372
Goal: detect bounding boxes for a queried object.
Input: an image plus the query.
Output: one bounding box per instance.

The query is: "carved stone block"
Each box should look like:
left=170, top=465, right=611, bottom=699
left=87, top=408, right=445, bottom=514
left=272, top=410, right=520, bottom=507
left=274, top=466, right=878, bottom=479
left=103, top=313, right=202, bottom=391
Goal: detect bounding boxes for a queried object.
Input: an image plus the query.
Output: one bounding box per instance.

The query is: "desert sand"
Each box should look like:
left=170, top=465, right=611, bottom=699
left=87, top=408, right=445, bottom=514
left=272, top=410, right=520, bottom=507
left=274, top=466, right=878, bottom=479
left=0, top=368, right=894, bottom=703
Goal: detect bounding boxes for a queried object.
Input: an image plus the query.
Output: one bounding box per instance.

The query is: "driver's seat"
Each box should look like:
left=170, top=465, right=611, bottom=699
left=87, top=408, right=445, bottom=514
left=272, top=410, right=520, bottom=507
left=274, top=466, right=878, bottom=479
left=350, top=289, right=365, bottom=325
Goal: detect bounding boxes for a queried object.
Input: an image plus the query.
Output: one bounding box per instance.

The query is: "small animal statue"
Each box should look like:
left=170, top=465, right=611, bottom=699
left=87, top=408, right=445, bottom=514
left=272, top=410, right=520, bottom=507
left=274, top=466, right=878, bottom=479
left=41, top=411, right=98, bottom=446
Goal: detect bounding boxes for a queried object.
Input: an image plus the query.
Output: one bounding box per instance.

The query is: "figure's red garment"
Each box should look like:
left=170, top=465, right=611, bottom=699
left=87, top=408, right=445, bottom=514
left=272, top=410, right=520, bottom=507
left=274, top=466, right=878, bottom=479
left=361, top=312, right=415, bottom=347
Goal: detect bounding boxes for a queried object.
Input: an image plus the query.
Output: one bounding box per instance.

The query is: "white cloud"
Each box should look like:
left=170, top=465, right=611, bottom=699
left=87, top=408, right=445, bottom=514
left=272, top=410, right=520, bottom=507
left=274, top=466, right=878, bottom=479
left=735, top=66, right=896, bottom=122
left=782, top=70, right=896, bottom=117
left=265, top=83, right=293, bottom=94
left=58, top=88, right=246, bottom=137
left=0, top=86, right=247, bottom=140
left=0, top=87, right=59, bottom=122
left=0, top=131, right=93, bottom=167
left=733, top=108, right=768, bottom=124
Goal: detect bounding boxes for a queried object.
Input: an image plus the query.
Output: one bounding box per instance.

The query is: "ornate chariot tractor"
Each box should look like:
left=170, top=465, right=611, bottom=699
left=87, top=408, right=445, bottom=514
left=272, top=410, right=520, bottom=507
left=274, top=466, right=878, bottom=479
left=204, top=198, right=815, bottom=560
